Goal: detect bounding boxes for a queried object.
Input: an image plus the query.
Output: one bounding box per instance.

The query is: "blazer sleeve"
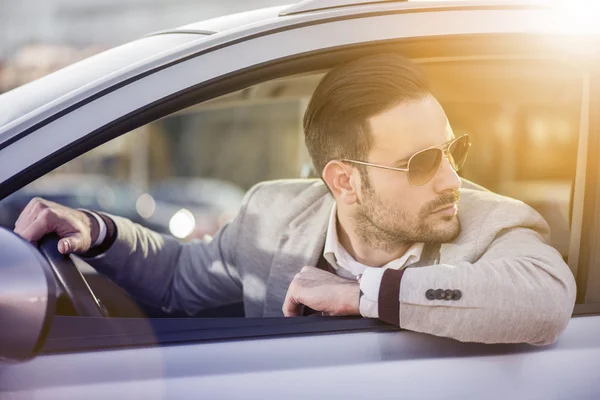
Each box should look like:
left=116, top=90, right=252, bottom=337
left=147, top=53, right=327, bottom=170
left=369, top=202, right=577, bottom=345
left=83, top=183, right=263, bottom=315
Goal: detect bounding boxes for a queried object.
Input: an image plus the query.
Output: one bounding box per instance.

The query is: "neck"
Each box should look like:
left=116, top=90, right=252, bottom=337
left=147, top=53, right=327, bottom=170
left=336, top=210, right=412, bottom=268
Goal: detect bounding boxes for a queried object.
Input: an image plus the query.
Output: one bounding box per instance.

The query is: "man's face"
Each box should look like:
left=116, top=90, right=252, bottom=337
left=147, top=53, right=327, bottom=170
left=353, top=95, right=462, bottom=246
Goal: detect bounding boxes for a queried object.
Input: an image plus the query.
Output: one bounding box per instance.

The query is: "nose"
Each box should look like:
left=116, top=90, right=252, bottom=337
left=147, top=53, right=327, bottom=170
left=432, top=155, right=461, bottom=193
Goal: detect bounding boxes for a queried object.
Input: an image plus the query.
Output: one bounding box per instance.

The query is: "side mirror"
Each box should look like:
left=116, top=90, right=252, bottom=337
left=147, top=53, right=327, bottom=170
left=0, top=227, right=56, bottom=362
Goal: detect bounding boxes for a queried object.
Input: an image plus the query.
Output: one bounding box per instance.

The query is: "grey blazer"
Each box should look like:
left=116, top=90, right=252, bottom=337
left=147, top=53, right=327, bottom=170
left=87, top=179, right=576, bottom=345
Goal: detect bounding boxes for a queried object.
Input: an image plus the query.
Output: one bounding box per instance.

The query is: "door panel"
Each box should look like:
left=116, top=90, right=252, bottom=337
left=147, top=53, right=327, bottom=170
left=2, top=316, right=599, bottom=399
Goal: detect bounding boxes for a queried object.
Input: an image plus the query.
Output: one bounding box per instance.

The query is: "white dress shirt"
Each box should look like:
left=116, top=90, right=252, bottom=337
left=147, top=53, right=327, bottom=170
left=323, top=204, right=424, bottom=318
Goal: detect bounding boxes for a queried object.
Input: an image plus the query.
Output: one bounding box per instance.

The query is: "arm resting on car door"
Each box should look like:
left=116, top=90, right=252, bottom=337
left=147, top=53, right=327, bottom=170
left=359, top=200, right=577, bottom=345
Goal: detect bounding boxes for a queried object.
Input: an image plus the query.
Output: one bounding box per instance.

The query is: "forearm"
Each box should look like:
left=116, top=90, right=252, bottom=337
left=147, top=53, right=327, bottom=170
left=80, top=208, right=247, bottom=315
left=359, top=237, right=576, bottom=345
left=81, top=213, right=185, bottom=308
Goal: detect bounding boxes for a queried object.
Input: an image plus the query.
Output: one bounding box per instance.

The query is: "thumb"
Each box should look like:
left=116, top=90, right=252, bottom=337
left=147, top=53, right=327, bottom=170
left=58, top=235, right=85, bottom=255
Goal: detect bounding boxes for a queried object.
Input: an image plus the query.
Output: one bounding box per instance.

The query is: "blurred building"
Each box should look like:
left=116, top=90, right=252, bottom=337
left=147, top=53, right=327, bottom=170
left=0, top=0, right=288, bottom=53
left=0, top=0, right=289, bottom=91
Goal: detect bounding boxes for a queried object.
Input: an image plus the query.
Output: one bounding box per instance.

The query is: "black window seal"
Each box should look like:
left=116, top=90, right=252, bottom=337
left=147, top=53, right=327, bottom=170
left=146, top=29, right=216, bottom=37
left=41, top=303, right=600, bottom=355
left=41, top=315, right=398, bottom=354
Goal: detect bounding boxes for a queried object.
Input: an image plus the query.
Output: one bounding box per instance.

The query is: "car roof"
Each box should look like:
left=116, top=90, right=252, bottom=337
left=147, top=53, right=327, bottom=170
left=0, top=0, right=555, bottom=140
left=156, top=5, right=288, bottom=36
left=165, top=1, right=416, bottom=33
left=164, top=0, right=539, bottom=35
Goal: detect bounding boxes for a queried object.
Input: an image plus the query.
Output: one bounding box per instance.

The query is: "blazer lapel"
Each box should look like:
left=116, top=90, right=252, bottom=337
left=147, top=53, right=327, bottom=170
left=263, top=193, right=333, bottom=317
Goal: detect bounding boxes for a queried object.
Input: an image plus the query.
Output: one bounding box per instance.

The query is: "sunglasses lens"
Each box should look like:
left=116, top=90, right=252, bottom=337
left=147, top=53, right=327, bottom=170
left=448, top=135, right=471, bottom=171
left=409, top=149, right=442, bottom=185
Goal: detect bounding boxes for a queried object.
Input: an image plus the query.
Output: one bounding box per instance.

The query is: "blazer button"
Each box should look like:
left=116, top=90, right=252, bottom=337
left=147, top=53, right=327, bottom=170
left=434, top=289, right=445, bottom=300
left=444, top=289, right=454, bottom=300
left=426, top=289, right=436, bottom=300
left=452, top=290, right=462, bottom=300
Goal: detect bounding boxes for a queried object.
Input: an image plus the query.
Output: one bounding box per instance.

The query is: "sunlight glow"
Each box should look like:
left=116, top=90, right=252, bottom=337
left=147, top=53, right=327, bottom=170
left=547, top=0, right=600, bottom=34
left=169, top=209, right=196, bottom=239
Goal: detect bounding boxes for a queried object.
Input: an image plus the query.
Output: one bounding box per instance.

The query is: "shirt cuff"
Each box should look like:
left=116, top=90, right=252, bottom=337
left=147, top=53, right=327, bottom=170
left=359, top=267, right=385, bottom=318
left=86, top=210, right=107, bottom=247
left=79, top=211, right=118, bottom=259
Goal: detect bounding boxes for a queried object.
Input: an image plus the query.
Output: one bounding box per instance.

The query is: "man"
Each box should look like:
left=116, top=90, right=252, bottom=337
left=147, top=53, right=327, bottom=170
left=14, top=54, right=576, bottom=345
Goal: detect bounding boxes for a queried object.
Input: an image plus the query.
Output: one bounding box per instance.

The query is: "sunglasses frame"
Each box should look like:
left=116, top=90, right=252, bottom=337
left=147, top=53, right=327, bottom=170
left=341, top=134, right=471, bottom=186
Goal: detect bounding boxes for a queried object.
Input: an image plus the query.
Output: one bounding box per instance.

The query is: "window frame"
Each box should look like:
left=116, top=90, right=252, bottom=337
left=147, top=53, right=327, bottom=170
left=574, top=60, right=600, bottom=307
left=2, top=34, right=599, bottom=353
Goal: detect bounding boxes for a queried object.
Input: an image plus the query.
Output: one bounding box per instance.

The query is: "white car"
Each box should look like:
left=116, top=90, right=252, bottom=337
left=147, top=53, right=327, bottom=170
left=1, top=1, right=600, bottom=399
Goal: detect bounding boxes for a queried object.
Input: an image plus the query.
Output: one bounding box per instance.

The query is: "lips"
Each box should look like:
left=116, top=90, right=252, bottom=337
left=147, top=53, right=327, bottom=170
left=428, top=192, right=460, bottom=215
left=431, top=203, right=457, bottom=214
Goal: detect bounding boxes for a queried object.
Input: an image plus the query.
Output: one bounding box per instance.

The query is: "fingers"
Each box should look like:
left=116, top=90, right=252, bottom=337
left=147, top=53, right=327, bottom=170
left=58, top=234, right=85, bottom=255
left=15, top=197, right=48, bottom=230
left=282, top=266, right=360, bottom=317
left=282, top=282, right=302, bottom=317
left=13, top=200, right=88, bottom=255
left=282, top=268, right=316, bottom=317
left=282, top=294, right=302, bottom=317
left=16, top=211, right=54, bottom=243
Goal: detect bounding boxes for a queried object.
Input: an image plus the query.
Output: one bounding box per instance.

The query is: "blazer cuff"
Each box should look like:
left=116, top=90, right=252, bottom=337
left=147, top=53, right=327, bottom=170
left=377, top=269, right=405, bottom=326
left=358, top=267, right=406, bottom=323
left=79, top=211, right=118, bottom=258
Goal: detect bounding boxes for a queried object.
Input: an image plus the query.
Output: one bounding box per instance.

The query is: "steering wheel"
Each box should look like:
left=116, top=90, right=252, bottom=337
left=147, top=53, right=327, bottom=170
left=38, top=234, right=106, bottom=317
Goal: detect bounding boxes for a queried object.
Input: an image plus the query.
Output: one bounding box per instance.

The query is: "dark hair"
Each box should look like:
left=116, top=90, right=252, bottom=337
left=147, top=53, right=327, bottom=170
left=303, top=54, right=431, bottom=178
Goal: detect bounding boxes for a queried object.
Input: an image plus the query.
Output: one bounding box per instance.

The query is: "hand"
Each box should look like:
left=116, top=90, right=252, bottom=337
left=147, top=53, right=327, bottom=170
left=14, top=197, right=99, bottom=255
left=282, top=266, right=360, bottom=317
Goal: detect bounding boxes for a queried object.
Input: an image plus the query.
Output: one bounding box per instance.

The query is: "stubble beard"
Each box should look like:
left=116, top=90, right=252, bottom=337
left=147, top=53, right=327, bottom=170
left=353, top=183, right=461, bottom=252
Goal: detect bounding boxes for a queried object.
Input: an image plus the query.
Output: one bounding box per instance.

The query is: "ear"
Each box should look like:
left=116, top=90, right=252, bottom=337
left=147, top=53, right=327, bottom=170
left=322, top=160, right=359, bottom=205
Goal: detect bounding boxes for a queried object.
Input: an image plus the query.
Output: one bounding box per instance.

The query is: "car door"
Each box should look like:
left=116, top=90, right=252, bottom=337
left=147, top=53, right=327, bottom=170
left=2, top=3, right=600, bottom=399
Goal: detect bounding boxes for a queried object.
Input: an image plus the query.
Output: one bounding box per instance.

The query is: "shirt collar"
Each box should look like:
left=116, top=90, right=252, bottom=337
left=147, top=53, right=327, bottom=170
left=323, top=203, right=424, bottom=276
left=323, top=203, right=340, bottom=268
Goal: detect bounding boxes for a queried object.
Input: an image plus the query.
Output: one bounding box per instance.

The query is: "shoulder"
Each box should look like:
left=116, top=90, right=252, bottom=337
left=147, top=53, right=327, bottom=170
left=232, top=179, right=332, bottom=250
left=244, top=179, right=330, bottom=209
left=237, top=179, right=332, bottom=229
left=459, top=187, right=527, bottom=212
left=458, top=188, right=551, bottom=244
left=439, top=188, right=552, bottom=262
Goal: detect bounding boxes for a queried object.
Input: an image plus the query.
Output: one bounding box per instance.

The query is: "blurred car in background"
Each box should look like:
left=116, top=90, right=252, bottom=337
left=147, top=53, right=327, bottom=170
left=148, top=177, right=245, bottom=239
left=0, top=174, right=244, bottom=240
left=0, top=174, right=144, bottom=229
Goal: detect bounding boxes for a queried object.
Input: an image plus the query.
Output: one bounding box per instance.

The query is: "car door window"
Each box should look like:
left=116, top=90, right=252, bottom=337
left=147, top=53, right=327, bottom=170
left=0, top=56, right=585, bottom=319
left=3, top=58, right=580, bottom=247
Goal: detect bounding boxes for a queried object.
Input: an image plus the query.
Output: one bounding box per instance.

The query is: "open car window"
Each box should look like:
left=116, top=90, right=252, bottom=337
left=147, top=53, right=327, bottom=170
left=2, top=57, right=580, bottom=250
left=0, top=52, right=586, bottom=327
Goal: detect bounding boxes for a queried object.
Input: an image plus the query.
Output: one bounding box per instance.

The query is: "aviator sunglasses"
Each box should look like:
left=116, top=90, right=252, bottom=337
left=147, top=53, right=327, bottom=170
left=341, top=134, right=471, bottom=186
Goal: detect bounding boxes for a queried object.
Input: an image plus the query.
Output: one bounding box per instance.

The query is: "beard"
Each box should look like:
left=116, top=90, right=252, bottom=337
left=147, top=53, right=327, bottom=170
left=353, top=181, right=461, bottom=252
